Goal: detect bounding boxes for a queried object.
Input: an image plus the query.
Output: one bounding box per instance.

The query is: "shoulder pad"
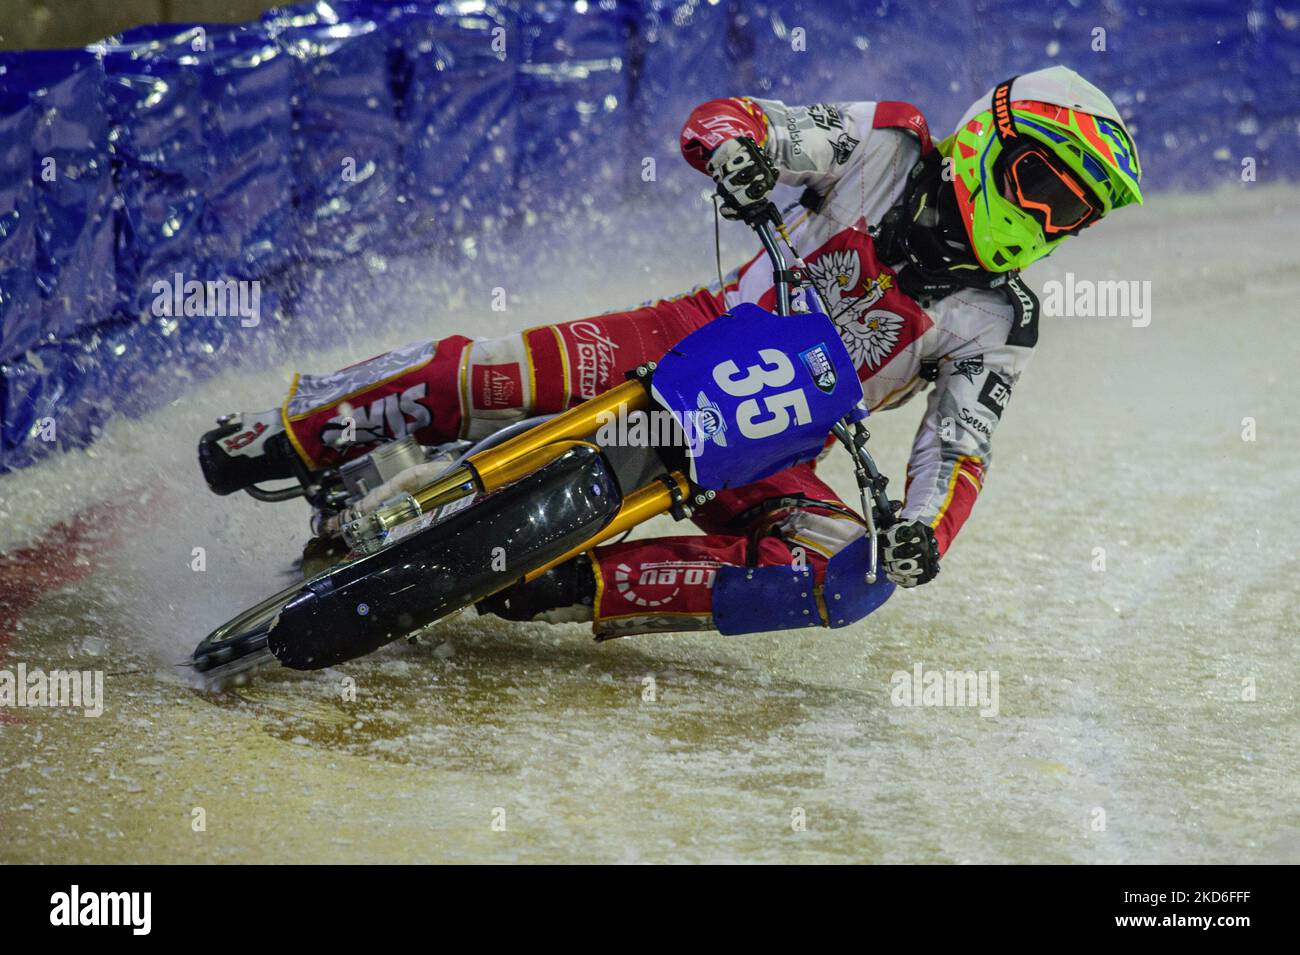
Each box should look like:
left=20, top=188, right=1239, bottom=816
left=872, top=101, right=934, bottom=155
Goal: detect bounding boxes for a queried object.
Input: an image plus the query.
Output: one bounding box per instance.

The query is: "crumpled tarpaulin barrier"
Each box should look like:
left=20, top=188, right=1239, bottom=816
left=0, top=0, right=1296, bottom=470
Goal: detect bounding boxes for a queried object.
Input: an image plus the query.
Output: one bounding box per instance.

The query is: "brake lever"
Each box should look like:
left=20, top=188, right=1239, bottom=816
left=750, top=204, right=827, bottom=316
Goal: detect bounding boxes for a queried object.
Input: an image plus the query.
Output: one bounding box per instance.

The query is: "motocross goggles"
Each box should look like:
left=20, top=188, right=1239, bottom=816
left=995, top=141, right=1102, bottom=238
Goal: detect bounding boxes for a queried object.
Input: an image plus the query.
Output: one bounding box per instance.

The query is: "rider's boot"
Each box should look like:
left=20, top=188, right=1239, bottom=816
left=198, top=409, right=302, bottom=495
left=196, top=334, right=476, bottom=497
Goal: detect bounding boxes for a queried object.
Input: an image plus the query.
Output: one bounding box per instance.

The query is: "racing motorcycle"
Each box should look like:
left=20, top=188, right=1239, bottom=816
left=190, top=205, right=898, bottom=681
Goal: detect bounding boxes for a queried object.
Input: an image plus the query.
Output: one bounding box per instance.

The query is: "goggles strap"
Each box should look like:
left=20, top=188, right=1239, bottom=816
left=991, top=76, right=1021, bottom=146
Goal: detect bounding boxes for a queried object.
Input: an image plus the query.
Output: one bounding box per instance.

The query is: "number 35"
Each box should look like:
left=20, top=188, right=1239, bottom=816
left=712, top=349, right=812, bottom=439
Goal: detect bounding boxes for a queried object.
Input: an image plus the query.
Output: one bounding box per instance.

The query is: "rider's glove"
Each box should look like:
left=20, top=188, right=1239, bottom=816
left=707, top=136, right=778, bottom=220
left=881, top=520, right=941, bottom=588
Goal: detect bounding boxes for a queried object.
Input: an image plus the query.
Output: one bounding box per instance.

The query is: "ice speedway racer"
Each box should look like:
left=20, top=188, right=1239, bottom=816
left=191, top=66, right=1143, bottom=680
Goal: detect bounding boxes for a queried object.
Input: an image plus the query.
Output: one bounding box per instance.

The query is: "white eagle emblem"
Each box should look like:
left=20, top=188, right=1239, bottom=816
left=805, top=249, right=904, bottom=370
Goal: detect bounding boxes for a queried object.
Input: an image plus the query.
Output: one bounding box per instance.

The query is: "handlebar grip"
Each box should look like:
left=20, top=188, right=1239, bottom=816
left=740, top=200, right=783, bottom=229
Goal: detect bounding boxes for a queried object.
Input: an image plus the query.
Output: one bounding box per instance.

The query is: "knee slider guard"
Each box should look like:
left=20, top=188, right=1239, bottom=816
left=822, top=536, right=895, bottom=628
left=712, top=563, right=822, bottom=635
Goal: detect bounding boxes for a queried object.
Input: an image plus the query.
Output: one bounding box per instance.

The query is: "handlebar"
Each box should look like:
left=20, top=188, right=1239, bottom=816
left=745, top=202, right=896, bottom=584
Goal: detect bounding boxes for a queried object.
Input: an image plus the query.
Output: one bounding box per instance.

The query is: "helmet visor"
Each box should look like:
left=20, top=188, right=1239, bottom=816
left=999, top=145, right=1101, bottom=237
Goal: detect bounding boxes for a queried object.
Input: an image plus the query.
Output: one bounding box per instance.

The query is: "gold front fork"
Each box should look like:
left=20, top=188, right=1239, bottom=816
left=347, top=379, right=686, bottom=562
left=399, top=380, right=653, bottom=512
left=523, top=470, right=690, bottom=581
left=469, top=380, right=649, bottom=492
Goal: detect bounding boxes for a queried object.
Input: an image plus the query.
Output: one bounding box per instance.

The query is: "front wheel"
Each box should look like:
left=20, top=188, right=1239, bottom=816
left=190, top=581, right=302, bottom=679
left=193, top=442, right=624, bottom=675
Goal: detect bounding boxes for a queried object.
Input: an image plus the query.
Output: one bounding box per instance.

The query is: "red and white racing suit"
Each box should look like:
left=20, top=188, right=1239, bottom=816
left=261, top=97, right=1038, bottom=638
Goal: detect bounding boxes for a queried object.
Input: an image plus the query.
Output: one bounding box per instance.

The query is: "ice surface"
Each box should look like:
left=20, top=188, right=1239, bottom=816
left=0, top=185, right=1297, bottom=863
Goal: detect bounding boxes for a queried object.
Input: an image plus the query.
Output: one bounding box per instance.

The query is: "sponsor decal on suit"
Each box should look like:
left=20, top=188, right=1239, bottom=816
left=612, top=560, right=719, bottom=609
left=799, top=342, right=839, bottom=394
left=322, top=383, right=432, bottom=446
left=473, top=362, right=522, bottom=410
left=954, top=355, right=984, bottom=384
left=567, top=321, right=622, bottom=399
left=977, top=371, right=1013, bottom=419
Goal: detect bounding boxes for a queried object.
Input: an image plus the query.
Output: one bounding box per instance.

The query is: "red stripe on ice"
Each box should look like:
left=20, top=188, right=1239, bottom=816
left=0, top=498, right=132, bottom=660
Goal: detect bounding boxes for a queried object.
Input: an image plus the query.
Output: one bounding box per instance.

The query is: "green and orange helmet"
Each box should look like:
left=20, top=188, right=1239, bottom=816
left=946, top=66, right=1143, bottom=272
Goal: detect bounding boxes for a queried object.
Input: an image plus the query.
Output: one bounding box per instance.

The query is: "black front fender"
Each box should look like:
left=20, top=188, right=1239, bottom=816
left=268, top=443, right=621, bottom=669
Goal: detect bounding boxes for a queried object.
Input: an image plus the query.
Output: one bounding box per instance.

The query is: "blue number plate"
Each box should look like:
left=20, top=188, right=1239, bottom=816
left=650, top=303, right=862, bottom=489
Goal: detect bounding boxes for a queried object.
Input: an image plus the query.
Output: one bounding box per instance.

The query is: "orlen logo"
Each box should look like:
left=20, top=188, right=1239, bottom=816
left=688, top=113, right=756, bottom=150
left=324, top=383, right=431, bottom=446
left=568, top=321, right=621, bottom=399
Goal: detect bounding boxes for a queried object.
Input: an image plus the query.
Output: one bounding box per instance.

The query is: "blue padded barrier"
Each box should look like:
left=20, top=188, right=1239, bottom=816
left=0, top=0, right=1296, bottom=470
